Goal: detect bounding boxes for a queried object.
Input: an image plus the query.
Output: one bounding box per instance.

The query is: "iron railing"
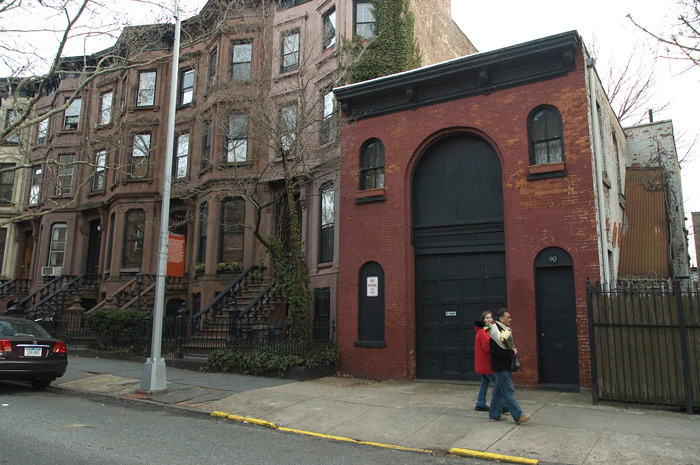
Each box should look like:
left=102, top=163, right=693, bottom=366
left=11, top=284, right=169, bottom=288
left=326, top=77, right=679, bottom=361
left=31, top=312, right=335, bottom=361
left=587, top=278, right=699, bottom=413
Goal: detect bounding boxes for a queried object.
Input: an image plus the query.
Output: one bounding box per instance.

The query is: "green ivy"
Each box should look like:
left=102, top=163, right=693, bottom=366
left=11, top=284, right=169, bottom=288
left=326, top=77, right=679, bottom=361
left=207, top=344, right=339, bottom=376
left=340, top=0, right=421, bottom=85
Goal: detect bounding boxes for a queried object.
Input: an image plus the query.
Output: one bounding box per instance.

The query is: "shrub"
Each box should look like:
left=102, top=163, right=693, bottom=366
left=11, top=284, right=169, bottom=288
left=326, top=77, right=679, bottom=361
left=86, top=308, right=149, bottom=351
left=207, top=344, right=339, bottom=376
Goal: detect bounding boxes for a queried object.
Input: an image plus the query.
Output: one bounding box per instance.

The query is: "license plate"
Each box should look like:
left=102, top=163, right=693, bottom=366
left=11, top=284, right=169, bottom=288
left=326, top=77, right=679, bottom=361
left=24, top=347, right=42, bottom=357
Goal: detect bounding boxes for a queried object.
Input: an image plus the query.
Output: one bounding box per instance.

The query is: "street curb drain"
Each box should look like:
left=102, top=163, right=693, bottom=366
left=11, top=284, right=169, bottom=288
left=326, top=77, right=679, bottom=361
left=210, top=411, right=539, bottom=464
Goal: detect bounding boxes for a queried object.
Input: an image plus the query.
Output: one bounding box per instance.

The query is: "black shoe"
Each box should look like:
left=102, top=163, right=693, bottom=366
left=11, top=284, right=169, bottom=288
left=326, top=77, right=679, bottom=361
left=502, top=407, right=509, bottom=414
left=474, top=405, right=489, bottom=411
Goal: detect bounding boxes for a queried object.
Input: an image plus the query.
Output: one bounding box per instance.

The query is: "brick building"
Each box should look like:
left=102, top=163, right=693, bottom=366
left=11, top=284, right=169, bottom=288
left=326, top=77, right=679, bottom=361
left=2, top=1, right=475, bottom=335
left=334, top=31, right=631, bottom=389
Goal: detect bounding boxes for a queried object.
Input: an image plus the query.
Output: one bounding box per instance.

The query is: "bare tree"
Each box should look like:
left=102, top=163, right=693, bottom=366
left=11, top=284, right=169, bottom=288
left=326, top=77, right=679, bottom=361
left=628, top=0, right=700, bottom=68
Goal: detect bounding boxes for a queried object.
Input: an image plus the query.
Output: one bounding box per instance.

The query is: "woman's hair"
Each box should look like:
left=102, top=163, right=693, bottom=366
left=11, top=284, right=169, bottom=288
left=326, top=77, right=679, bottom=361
left=480, top=310, right=493, bottom=323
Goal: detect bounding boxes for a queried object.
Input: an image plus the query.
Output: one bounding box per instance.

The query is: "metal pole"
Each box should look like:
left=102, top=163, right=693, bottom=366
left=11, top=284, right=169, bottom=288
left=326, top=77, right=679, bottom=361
left=141, top=0, right=180, bottom=391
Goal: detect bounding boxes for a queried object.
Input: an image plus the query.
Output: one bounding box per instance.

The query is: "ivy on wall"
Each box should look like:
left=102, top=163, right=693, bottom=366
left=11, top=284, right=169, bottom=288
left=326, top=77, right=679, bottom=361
left=340, top=0, right=421, bottom=85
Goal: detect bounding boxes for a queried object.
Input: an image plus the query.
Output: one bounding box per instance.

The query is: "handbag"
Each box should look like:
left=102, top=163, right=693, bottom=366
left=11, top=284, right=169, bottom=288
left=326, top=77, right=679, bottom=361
left=511, top=354, right=521, bottom=372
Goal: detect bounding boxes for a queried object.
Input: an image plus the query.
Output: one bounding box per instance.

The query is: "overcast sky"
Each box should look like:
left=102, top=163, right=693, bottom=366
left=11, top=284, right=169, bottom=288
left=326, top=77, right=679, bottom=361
left=451, top=0, right=700, bottom=266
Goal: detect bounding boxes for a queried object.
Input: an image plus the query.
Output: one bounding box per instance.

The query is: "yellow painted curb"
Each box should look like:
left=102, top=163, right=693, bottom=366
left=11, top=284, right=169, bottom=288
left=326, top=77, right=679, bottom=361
left=449, top=448, right=539, bottom=464
left=210, top=411, right=277, bottom=429
left=210, top=411, right=431, bottom=455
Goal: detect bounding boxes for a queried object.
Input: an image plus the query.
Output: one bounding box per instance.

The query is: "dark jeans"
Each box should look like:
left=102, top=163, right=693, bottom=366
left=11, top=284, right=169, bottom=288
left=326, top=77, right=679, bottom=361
left=489, top=370, right=523, bottom=421
left=476, top=374, right=494, bottom=408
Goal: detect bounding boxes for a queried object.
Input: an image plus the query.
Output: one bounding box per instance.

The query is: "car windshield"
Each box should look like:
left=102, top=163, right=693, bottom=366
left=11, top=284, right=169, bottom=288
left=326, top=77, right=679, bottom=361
left=0, top=320, right=52, bottom=338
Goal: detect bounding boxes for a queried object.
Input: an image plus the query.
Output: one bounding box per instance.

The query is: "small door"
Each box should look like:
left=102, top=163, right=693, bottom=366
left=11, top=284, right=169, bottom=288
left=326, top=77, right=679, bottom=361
left=535, top=247, right=579, bottom=388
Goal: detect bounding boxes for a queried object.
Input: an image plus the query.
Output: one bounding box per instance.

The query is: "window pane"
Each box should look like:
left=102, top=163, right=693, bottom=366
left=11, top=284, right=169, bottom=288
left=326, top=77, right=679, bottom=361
left=531, top=111, right=546, bottom=141
left=231, top=43, right=253, bottom=81
left=137, top=72, right=156, bottom=106
left=534, top=142, right=548, bottom=165
left=323, top=10, right=336, bottom=50
left=122, top=210, right=145, bottom=268
left=100, top=92, right=113, bottom=125
left=64, top=99, right=81, bottom=129
left=321, top=186, right=334, bottom=226
left=548, top=139, right=562, bottom=163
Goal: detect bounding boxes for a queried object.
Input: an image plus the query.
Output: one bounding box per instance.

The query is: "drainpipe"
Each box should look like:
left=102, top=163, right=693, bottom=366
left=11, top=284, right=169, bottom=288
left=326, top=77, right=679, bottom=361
left=587, top=57, right=611, bottom=287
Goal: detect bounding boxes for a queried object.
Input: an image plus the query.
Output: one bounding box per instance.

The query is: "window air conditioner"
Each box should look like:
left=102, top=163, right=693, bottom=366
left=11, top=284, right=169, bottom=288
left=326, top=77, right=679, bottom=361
left=41, top=266, right=55, bottom=276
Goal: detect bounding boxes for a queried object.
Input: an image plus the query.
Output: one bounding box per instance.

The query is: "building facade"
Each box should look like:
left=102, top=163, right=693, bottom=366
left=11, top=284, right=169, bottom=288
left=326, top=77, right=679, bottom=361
left=334, top=31, right=631, bottom=388
left=6, top=1, right=475, bottom=327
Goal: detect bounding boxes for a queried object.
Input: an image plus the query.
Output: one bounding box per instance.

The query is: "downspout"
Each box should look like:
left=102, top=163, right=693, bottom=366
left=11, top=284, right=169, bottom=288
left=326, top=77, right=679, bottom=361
left=587, top=57, right=611, bottom=287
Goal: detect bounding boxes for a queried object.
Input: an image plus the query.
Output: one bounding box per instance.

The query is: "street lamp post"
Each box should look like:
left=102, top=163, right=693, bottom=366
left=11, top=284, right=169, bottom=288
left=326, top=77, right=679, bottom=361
left=141, top=0, right=181, bottom=392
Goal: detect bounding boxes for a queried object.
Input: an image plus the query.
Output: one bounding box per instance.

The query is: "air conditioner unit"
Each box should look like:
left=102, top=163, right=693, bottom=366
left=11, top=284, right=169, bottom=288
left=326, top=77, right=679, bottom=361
left=41, top=266, right=63, bottom=277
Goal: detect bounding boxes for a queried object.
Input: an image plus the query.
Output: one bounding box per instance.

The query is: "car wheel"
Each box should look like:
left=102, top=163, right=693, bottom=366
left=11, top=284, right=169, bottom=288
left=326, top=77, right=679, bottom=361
left=31, top=379, right=52, bottom=390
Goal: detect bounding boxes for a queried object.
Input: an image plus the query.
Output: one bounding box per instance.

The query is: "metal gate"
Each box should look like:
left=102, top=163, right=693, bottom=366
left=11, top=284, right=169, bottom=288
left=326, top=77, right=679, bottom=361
left=587, top=279, right=700, bottom=412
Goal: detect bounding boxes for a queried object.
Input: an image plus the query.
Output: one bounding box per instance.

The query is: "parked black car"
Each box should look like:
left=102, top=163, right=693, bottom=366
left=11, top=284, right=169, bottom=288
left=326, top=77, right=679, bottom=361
left=0, top=316, right=68, bottom=389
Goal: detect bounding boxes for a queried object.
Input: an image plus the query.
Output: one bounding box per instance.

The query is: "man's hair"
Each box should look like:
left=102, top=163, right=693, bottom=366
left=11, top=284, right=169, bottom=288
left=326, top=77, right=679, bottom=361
left=496, top=308, right=510, bottom=320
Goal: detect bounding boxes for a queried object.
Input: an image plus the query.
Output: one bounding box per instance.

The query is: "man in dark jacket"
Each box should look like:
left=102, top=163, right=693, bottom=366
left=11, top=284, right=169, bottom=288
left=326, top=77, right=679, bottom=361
left=488, top=308, right=530, bottom=424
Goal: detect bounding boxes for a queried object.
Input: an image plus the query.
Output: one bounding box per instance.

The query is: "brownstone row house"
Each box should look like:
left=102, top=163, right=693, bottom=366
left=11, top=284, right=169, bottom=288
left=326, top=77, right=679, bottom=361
left=333, top=31, right=690, bottom=389
left=1, top=1, right=475, bottom=337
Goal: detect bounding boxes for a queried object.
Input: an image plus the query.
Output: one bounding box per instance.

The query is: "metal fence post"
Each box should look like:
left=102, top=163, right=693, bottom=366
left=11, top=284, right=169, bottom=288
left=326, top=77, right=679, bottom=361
left=674, top=279, right=693, bottom=413
left=586, top=278, right=599, bottom=405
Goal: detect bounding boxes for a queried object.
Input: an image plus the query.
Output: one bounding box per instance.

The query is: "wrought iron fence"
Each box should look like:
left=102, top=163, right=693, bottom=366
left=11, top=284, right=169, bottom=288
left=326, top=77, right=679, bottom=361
left=32, top=313, right=336, bottom=361
left=587, top=279, right=700, bottom=412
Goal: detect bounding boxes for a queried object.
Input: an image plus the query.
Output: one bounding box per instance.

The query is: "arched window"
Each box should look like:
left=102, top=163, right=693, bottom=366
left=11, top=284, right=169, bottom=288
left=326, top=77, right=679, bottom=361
left=219, top=197, right=245, bottom=264
left=356, top=262, right=385, bottom=347
left=360, top=139, right=384, bottom=190
left=528, top=106, right=564, bottom=165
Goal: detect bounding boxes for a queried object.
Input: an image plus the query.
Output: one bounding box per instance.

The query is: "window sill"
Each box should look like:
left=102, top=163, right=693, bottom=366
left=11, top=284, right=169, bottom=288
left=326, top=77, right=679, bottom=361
left=87, top=189, right=105, bottom=198
left=354, top=340, right=386, bottom=348
left=355, top=188, right=385, bottom=204
left=527, top=162, right=567, bottom=181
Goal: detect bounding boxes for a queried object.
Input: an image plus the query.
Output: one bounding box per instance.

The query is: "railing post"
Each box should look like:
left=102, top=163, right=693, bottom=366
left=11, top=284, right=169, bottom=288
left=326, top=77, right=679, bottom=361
left=674, top=279, right=693, bottom=413
left=585, top=277, right=599, bottom=405
left=175, top=304, right=188, bottom=359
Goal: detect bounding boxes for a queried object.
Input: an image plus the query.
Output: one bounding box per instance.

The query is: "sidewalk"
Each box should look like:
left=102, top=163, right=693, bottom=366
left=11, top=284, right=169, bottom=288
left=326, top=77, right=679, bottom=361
left=56, top=355, right=699, bottom=465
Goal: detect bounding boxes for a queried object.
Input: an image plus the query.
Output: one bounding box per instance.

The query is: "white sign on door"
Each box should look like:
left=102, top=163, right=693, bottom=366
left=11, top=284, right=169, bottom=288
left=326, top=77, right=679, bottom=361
left=367, top=276, right=379, bottom=297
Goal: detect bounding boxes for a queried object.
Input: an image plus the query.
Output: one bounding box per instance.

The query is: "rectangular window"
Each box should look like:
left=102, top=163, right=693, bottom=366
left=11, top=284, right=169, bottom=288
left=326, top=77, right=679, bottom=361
left=319, top=183, right=334, bottom=263
left=179, top=69, right=194, bottom=105
left=230, top=42, right=252, bottom=81
left=0, top=228, right=7, bottom=273
left=120, top=76, right=128, bottom=113
left=219, top=198, right=245, bottom=263
left=105, top=213, right=115, bottom=270
left=313, top=287, right=331, bottom=343
left=279, top=104, right=297, bottom=156
left=226, top=114, right=248, bottom=163
left=99, top=91, right=113, bottom=125
left=323, top=9, right=336, bottom=50
left=174, top=133, right=189, bottom=178
left=63, top=98, right=81, bottom=130
left=130, top=133, right=151, bottom=179
left=92, top=150, right=106, bottom=191
left=37, top=118, right=48, bottom=144
left=320, top=91, right=335, bottom=144
left=354, top=0, right=375, bottom=39
left=0, top=163, right=15, bottom=203
left=136, top=71, right=156, bottom=106
left=122, top=209, right=145, bottom=269
left=281, top=30, right=300, bottom=73
left=29, top=167, right=42, bottom=204
left=208, top=48, right=218, bottom=88
left=4, top=110, right=19, bottom=143
left=198, top=202, right=208, bottom=264
left=56, top=154, right=75, bottom=196
left=48, top=224, right=68, bottom=267
left=202, top=120, right=212, bottom=170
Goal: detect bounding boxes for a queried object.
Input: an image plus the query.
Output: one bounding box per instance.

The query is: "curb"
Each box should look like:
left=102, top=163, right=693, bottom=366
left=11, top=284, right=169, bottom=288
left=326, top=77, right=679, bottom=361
left=210, top=411, right=538, bottom=464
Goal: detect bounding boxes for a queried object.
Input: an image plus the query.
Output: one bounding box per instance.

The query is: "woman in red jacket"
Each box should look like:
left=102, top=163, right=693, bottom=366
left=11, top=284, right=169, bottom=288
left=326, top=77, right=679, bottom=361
left=474, top=311, right=495, bottom=411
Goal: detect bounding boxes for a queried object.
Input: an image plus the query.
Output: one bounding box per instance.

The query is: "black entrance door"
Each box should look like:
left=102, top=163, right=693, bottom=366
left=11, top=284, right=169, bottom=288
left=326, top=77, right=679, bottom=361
left=85, top=220, right=102, bottom=274
left=535, top=247, right=579, bottom=388
left=413, top=134, right=505, bottom=380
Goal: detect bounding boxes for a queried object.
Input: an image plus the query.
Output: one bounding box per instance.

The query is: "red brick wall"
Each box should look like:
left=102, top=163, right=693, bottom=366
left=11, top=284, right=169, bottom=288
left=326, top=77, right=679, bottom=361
left=338, top=49, right=600, bottom=387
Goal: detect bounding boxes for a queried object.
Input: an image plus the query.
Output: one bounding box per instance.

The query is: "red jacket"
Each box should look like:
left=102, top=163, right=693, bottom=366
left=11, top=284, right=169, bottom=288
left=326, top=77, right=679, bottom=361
left=474, top=323, right=493, bottom=375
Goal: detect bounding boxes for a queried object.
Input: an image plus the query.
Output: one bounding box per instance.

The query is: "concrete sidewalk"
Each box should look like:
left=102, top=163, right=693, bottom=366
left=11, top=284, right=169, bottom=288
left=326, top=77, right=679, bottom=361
left=55, top=356, right=699, bottom=465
